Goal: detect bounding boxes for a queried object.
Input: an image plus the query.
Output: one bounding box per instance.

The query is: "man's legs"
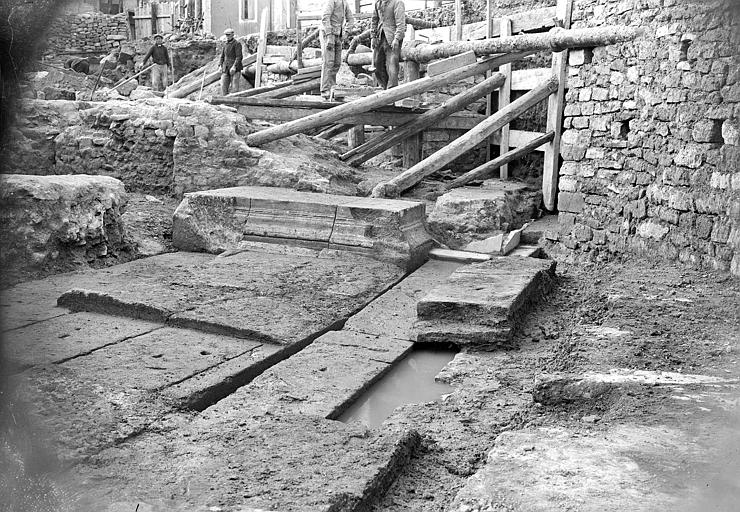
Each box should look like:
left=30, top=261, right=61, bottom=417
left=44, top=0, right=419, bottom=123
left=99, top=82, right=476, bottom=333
left=159, top=64, right=168, bottom=90
left=151, top=64, right=162, bottom=91
left=231, top=71, right=240, bottom=93
left=320, top=36, right=338, bottom=97
left=220, top=71, right=231, bottom=95
left=373, top=35, right=389, bottom=89
left=386, top=39, right=402, bottom=89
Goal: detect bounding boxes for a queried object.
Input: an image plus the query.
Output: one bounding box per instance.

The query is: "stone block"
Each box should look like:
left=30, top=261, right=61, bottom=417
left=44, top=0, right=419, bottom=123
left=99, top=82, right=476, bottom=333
left=172, top=186, right=432, bottom=271
left=722, top=119, right=739, bottom=146
left=692, top=119, right=722, bottom=143
left=0, top=174, right=131, bottom=273
left=558, top=192, right=585, bottom=213
left=674, top=145, right=706, bottom=168
left=426, top=181, right=540, bottom=249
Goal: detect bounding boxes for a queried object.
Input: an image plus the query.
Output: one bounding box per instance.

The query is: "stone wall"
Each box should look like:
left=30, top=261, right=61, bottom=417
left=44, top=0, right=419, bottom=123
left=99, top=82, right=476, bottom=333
left=46, top=12, right=129, bottom=54
left=556, top=0, right=740, bottom=275
left=5, top=99, right=362, bottom=197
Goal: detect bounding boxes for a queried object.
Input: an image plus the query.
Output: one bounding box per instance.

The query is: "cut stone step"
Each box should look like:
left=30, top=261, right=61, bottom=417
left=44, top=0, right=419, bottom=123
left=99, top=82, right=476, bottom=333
left=413, top=319, right=511, bottom=347
left=173, top=186, right=433, bottom=271
left=417, top=257, right=556, bottom=324
left=414, top=257, right=555, bottom=348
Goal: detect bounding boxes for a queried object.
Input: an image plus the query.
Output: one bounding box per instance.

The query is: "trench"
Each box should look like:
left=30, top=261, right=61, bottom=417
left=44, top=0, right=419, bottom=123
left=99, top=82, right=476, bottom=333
left=338, top=344, right=458, bottom=427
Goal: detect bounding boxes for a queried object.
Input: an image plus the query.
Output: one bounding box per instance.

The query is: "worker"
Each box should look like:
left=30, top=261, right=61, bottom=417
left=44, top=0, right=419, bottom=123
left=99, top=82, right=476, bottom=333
left=320, top=0, right=354, bottom=100
left=371, top=0, right=406, bottom=89
left=140, top=34, right=170, bottom=92
left=219, top=28, right=243, bottom=95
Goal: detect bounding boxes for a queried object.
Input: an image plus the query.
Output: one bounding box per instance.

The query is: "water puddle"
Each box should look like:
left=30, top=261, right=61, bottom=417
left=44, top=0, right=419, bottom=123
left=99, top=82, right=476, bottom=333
left=338, top=346, right=457, bottom=427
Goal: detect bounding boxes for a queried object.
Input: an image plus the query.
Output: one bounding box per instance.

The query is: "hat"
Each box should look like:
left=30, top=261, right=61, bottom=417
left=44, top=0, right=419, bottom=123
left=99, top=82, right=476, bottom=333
left=153, top=33, right=163, bottom=39
left=224, top=28, right=235, bottom=35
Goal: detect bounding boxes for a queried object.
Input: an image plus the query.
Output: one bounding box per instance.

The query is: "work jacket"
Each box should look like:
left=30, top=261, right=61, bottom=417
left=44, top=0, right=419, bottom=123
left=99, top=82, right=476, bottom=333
left=372, top=0, right=406, bottom=44
left=219, top=39, right=244, bottom=72
left=321, top=0, right=354, bottom=37
left=143, top=43, right=170, bottom=66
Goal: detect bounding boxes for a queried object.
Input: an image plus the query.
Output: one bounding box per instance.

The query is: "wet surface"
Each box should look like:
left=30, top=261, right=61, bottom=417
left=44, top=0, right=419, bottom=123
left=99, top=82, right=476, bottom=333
left=339, top=346, right=457, bottom=427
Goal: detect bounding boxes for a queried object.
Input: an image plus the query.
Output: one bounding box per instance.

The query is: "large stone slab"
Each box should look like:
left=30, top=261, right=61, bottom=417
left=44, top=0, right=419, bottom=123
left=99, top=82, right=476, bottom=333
left=3, top=312, right=161, bottom=372
left=0, top=174, right=132, bottom=281
left=63, top=413, right=420, bottom=512
left=57, top=251, right=404, bottom=344
left=427, top=180, right=541, bottom=249
left=205, top=330, right=413, bottom=420
left=172, top=186, right=433, bottom=271
left=415, top=257, right=556, bottom=347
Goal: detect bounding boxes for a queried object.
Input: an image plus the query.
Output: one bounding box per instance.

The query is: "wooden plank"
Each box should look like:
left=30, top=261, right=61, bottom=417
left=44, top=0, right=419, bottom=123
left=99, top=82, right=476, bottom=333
left=403, top=134, right=422, bottom=167
left=297, top=65, right=322, bottom=74
left=460, top=7, right=558, bottom=40
left=498, top=17, right=512, bottom=179
left=511, top=67, right=552, bottom=91
left=231, top=104, right=486, bottom=129
left=426, top=50, right=476, bottom=77
left=485, top=0, right=494, bottom=162
left=543, top=0, right=573, bottom=211
left=254, top=7, right=269, bottom=88
left=429, top=248, right=491, bottom=263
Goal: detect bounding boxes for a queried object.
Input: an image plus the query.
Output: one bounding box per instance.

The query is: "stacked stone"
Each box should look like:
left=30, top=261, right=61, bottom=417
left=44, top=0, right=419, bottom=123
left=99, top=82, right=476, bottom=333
left=557, top=0, right=740, bottom=275
left=46, top=12, right=129, bottom=53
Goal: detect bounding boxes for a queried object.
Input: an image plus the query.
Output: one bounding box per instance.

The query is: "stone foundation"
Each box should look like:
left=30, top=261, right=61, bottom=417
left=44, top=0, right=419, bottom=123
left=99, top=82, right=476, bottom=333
left=4, top=99, right=362, bottom=197
left=556, top=0, right=740, bottom=275
left=0, top=174, right=131, bottom=275
left=44, top=12, right=129, bottom=54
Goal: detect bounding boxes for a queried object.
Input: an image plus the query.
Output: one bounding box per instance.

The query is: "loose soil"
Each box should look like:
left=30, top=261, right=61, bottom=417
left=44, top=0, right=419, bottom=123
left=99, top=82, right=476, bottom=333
left=372, top=254, right=740, bottom=511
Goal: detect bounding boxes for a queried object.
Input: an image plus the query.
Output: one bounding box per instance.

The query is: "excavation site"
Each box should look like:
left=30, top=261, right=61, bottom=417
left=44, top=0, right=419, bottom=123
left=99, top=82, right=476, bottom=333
left=0, top=0, right=739, bottom=510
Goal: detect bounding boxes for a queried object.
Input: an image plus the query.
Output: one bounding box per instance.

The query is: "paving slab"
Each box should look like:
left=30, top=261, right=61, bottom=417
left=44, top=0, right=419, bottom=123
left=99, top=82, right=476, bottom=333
left=417, top=257, right=556, bottom=323
left=63, top=413, right=420, bottom=512
left=203, top=330, right=413, bottom=421
left=345, top=259, right=462, bottom=341
left=3, top=312, right=162, bottom=372
left=415, top=257, right=556, bottom=347
left=57, top=250, right=404, bottom=343
left=172, top=186, right=433, bottom=270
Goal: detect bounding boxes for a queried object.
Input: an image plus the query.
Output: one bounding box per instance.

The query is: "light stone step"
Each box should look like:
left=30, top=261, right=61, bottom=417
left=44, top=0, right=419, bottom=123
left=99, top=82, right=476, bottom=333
left=173, top=186, right=433, bottom=271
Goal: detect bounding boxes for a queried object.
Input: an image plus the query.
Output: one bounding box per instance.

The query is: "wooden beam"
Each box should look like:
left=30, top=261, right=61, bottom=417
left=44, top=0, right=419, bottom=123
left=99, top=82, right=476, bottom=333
left=245, top=53, right=532, bottom=147
left=491, top=129, right=549, bottom=151
left=371, top=76, right=559, bottom=198
left=316, top=124, right=352, bottom=139
left=543, top=0, right=573, bottom=211
left=457, top=6, right=558, bottom=41
left=446, top=130, right=555, bottom=189
left=498, top=17, right=512, bottom=179
left=344, top=72, right=506, bottom=166
left=232, top=104, right=486, bottom=129
left=511, top=67, right=552, bottom=91
left=427, top=50, right=477, bottom=77
left=255, top=78, right=320, bottom=98
left=255, top=7, right=269, bottom=87
left=227, top=79, right=295, bottom=98
left=347, top=25, right=640, bottom=65
left=485, top=0, right=494, bottom=162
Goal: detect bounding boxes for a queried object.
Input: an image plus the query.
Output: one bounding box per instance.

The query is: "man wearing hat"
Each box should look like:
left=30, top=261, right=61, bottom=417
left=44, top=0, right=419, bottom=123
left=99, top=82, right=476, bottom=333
left=220, top=28, right=243, bottom=95
left=141, top=34, right=170, bottom=92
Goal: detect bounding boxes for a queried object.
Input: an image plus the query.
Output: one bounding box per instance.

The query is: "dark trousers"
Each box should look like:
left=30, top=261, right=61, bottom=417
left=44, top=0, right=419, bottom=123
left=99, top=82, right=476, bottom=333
left=373, top=33, right=402, bottom=89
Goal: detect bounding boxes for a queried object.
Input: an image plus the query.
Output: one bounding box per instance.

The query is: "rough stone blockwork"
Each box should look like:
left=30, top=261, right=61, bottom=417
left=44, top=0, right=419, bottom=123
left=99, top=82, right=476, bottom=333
left=0, top=174, right=131, bottom=273
left=45, top=12, right=129, bottom=54
left=5, top=99, right=359, bottom=197
left=557, top=0, right=740, bottom=275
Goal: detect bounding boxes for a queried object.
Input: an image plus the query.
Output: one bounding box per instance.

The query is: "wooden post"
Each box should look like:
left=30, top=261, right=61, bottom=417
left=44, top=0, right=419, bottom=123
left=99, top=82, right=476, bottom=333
left=371, top=76, right=559, bottom=198
left=543, top=0, right=573, bottom=211
left=255, top=7, right=269, bottom=88
left=403, top=134, right=422, bottom=168
left=498, top=17, right=512, bottom=179
left=348, top=125, right=366, bottom=148
left=485, top=0, right=494, bottom=162
left=344, top=72, right=506, bottom=166
left=246, top=53, right=531, bottom=147
left=446, top=130, right=555, bottom=189
left=455, top=0, right=463, bottom=42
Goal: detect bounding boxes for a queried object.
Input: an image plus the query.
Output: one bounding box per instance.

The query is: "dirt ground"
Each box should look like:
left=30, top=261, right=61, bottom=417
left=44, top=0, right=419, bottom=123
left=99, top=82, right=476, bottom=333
left=372, top=253, right=740, bottom=511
